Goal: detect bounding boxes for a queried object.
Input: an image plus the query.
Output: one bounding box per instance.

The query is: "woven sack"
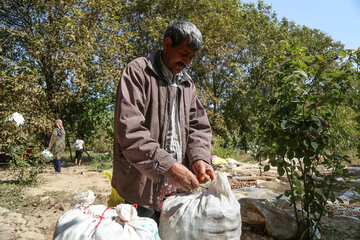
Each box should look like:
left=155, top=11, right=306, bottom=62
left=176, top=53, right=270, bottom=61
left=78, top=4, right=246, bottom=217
left=159, top=172, right=242, bottom=240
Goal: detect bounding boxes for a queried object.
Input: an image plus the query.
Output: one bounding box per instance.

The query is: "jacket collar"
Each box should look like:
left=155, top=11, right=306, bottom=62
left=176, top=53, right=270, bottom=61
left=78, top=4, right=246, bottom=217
left=146, top=50, right=192, bottom=84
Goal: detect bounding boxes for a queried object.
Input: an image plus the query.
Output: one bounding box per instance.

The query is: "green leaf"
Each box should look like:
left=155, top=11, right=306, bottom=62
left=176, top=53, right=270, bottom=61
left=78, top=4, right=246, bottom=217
left=277, top=166, right=285, bottom=176
left=296, top=70, right=308, bottom=79
left=277, top=147, right=287, bottom=157
left=284, top=190, right=291, bottom=197
left=303, top=156, right=311, bottom=166
left=276, top=194, right=283, bottom=199
left=303, top=56, right=312, bottom=62
left=298, top=61, right=307, bottom=69
left=316, top=55, right=324, bottom=61
left=311, top=141, right=318, bottom=150
left=295, top=149, right=304, bottom=159
left=303, top=140, right=309, bottom=148
left=349, top=199, right=360, bottom=204
left=294, top=180, right=301, bottom=188
left=287, top=150, right=294, bottom=160
left=311, top=115, right=318, bottom=121
left=340, top=50, right=347, bottom=58
left=280, top=120, right=288, bottom=129
left=288, top=139, right=297, bottom=148
left=264, top=165, right=270, bottom=172
left=309, top=127, right=318, bottom=136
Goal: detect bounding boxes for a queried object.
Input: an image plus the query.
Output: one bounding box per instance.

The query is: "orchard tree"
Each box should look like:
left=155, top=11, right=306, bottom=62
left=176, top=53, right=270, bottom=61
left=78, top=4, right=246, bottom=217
left=222, top=1, right=345, bottom=151
left=250, top=41, right=359, bottom=239
left=0, top=0, right=131, bottom=150
left=111, top=0, right=247, bottom=141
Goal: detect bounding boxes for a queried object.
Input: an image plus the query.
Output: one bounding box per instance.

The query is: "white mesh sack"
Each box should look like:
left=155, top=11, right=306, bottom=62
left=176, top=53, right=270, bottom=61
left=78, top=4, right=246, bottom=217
left=53, top=190, right=161, bottom=240
left=159, top=172, right=242, bottom=240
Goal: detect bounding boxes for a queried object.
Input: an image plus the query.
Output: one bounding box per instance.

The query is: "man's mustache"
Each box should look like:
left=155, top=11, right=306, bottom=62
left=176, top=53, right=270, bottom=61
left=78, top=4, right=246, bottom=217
left=176, top=62, right=186, bottom=68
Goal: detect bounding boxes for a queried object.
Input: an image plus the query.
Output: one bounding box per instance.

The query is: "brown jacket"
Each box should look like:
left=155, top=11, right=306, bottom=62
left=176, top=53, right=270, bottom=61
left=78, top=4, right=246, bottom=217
left=112, top=50, right=212, bottom=211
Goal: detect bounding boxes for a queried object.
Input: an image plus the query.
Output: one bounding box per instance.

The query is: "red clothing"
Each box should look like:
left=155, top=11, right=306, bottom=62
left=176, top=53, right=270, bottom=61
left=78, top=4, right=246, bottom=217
left=24, top=148, right=32, bottom=159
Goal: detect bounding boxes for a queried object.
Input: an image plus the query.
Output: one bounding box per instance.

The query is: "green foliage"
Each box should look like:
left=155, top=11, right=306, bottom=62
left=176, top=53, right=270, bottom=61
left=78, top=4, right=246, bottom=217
left=0, top=0, right=130, bottom=148
left=320, top=227, right=347, bottom=240
left=0, top=182, right=25, bottom=211
left=354, top=47, right=360, bottom=160
left=9, top=148, right=46, bottom=186
left=89, top=152, right=113, bottom=172
left=211, top=135, right=241, bottom=159
left=221, top=1, right=346, bottom=149
left=2, top=0, right=354, bottom=152
left=86, top=115, right=114, bottom=153
left=251, top=42, right=360, bottom=239
left=2, top=130, right=46, bottom=185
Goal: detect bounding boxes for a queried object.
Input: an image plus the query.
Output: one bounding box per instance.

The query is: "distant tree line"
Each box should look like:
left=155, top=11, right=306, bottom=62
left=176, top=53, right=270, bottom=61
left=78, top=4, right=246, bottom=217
left=1, top=0, right=359, bottom=157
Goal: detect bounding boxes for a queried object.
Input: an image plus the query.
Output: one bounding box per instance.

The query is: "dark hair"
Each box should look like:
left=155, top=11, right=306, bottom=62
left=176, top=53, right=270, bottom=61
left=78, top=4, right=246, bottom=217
left=163, top=20, right=202, bottom=51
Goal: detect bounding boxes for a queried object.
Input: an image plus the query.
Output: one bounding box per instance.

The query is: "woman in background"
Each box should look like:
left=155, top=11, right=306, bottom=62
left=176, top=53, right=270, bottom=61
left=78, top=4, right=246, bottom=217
left=48, top=119, right=66, bottom=173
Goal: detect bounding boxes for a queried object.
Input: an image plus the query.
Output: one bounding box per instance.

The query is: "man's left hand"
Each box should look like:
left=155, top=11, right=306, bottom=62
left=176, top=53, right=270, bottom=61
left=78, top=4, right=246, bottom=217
left=191, top=160, right=215, bottom=184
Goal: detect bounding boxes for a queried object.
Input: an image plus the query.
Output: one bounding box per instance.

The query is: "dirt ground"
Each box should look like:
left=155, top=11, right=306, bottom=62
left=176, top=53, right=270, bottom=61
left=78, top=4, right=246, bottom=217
left=0, top=162, right=358, bottom=240
left=0, top=163, right=271, bottom=240
left=0, top=163, right=111, bottom=240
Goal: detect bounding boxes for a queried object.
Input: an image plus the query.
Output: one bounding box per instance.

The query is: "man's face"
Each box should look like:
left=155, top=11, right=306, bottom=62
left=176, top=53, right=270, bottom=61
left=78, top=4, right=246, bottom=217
left=162, top=37, right=198, bottom=74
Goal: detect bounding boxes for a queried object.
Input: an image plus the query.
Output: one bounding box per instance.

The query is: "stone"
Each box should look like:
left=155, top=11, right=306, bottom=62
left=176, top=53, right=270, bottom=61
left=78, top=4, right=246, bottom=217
left=233, top=187, right=283, bottom=199
left=239, top=198, right=297, bottom=240
left=256, top=178, right=290, bottom=192
left=321, top=215, right=360, bottom=240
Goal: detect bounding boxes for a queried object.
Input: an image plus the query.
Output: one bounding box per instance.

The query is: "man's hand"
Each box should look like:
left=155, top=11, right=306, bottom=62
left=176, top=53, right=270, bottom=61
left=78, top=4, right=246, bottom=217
left=165, top=162, right=199, bottom=191
left=192, top=160, right=215, bottom=184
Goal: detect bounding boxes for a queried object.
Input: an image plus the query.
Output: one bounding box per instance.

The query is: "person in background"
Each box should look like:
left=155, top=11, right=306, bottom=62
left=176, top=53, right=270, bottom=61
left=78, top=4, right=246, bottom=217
left=73, top=135, right=85, bottom=166
left=112, top=20, right=215, bottom=225
left=48, top=119, right=66, bottom=174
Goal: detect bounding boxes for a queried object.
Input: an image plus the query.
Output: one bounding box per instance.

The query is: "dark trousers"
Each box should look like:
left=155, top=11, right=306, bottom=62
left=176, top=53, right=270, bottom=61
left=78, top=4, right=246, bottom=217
left=125, top=200, right=160, bottom=225
left=53, top=159, right=61, bottom=172
left=75, top=149, right=83, bottom=160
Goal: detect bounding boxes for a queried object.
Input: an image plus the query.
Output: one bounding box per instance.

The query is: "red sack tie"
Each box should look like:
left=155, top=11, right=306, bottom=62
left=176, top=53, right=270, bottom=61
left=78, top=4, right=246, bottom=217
left=91, top=207, right=115, bottom=233
left=159, top=184, right=182, bottom=221
left=91, top=203, right=138, bottom=230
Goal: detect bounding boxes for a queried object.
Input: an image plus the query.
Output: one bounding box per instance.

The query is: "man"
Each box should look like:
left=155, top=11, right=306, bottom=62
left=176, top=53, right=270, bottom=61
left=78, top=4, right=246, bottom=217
left=112, top=20, right=215, bottom=224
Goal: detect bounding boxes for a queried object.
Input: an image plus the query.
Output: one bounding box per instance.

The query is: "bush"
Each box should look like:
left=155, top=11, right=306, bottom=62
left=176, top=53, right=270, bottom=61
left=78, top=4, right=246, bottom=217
left=211, top=135, right=242, bottom=159
left=88, top=152, right=113, bottom=172
left=251, top=43, right=359, bottom=239
left=5, top=142, right=46, bottom=185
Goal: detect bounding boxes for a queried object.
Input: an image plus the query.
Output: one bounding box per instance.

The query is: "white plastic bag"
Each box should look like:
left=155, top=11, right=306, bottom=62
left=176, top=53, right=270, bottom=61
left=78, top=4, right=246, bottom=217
left=41, top=149, right=53, bottom=161
left=53, top=190, right=161, bottom=240
left=159, top=172, right=242, bottom=240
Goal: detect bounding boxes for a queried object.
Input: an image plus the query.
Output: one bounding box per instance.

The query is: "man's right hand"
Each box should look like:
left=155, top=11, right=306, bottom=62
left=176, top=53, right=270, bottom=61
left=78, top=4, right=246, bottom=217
left=165, top=162, right=199, bottom=191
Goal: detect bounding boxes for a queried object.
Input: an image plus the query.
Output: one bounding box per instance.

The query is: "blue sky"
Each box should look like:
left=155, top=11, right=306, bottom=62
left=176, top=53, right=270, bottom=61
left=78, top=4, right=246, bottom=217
left=243, top=0, right=360, bottom=50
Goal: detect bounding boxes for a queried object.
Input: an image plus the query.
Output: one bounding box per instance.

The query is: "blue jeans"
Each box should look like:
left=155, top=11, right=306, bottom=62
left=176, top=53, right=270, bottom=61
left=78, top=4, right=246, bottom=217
left=53, top=159, right=61, bottom=172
